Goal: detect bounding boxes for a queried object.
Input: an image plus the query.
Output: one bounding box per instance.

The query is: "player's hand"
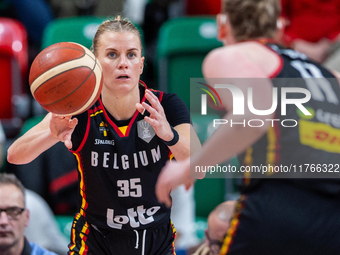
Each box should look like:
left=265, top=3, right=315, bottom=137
left=156, top=158, right=194, bottom=207
left=136, top=89, right=174, bottom=142
left=50, top=114, right=78, bottom=149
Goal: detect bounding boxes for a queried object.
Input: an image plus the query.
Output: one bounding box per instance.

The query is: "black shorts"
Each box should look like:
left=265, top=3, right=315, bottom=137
left=221, top=180, right=340, bottom=255
left=68, top=213, right=176, bottom=255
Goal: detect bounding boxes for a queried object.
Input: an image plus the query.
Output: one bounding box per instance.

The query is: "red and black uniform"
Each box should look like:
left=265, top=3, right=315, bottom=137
left=222, top=43, right=340, bottom=255
left=68, top=82, right=190, bottom=255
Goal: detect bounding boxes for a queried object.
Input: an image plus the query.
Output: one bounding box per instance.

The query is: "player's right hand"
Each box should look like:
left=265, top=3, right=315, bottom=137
left=156, top=158, right=194, bottom=207
left=50, top=113, right=78, bottom=149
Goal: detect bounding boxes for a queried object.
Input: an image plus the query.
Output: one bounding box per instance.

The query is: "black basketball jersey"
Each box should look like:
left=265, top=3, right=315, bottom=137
left=69, top=82, right=189, bottom=231
left=239, top=43, right=340, bottom=194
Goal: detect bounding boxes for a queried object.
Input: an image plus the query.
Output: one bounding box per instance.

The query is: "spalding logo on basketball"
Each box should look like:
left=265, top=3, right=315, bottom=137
left=29, top=42, right=103, bottom=116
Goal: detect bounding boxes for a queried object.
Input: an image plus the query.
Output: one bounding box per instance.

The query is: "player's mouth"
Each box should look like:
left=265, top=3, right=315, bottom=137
left=116, top=75, right=130, bottom=80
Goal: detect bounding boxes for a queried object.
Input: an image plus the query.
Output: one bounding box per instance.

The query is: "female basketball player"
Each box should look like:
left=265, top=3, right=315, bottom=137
left=156, top=0, right=340, bottom=254
left=8, top=16, right=201, bottom=254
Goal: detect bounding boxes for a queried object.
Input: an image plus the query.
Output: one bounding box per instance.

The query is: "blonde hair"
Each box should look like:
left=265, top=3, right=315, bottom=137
left=222, top=0, right=281, bottom=42
left=92, top=15, right=143, bottom=56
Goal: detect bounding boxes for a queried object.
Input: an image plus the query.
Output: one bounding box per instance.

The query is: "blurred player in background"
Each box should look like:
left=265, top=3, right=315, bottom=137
left=8, top=16, right=201, bottom=255
left=156, top=0, right=340, bottom=254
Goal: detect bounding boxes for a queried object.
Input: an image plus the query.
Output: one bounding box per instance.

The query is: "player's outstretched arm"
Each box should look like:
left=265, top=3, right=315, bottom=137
left=7, top=113, right=78, bottom=164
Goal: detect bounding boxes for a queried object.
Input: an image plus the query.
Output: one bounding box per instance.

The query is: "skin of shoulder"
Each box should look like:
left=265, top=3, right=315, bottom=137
left=203, top=41, right=281, bottom=79
left=202, top=42, right=277, bottom=115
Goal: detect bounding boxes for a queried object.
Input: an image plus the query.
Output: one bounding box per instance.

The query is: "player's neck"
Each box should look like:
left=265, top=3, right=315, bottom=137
left=101, top=86, right=140, bottom=121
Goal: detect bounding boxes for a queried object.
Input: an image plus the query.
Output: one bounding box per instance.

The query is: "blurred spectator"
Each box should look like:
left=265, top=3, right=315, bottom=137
left=25, top=189, right=69, bottom=255
left=281, top=0, right=340, bottom=71
left=8, top=140, right=78, bottom=215
left=185, top=0, right=221, bottom=16
left=142, top=0, right=184, bottom=88
left=0, top=173, right=57, bottom=255
left=49, top=0, right=124, bottom=18
left=123, top=0, right=147, bottom=25
left=192, top=201, right=236, bottom=255
left=7, top=115, right=78, bottom=216
left=49, top=0, right=99, bottom=17
left=3, top=0, right=54, bottom=47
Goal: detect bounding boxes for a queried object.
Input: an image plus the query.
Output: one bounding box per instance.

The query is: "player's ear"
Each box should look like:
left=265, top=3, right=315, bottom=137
left=140, top=56, right=145, bottom=75
left=217, top=14, right=228, bottom=42
left=204, top=229, right=210, bottom=245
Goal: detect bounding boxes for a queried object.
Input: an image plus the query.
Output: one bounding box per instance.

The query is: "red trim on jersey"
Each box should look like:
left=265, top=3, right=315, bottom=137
left=88, top=105, right=102, bottom=115
left=220, top=195, right=246, bottom=255
left=158, top=91, right=164, bottom=103
left=49, top=169, right=78, bottom=194
left=249, top=39, right=284, bottom=78
left=73, top=152, right=88, bottom=217
left=99, top=81, right=149, bottom=138
left=262, top=43, right=284, bottom=78
left=99, top=98, right=125, bottom=137
left=72, top=110, right=92, bottom=153
left=268, top=54, right=284, bottom=78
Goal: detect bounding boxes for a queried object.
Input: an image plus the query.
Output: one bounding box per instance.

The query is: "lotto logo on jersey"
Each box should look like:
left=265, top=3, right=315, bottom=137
left=106, top=205, right=161, bottom=229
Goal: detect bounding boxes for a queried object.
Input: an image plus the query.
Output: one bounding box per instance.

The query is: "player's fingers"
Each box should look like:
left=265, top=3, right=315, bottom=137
left=144, top=116, right=159, bottom=128
left=135, top=103, right=145, bottom=114
left=142, top=102, right=160, bottom=118
left=70, top=117, right=78, bottom=128
left=145, top=90, right=163, bottom=112
left=64, top=138, right=73, bottom=150
left=156, top=183, right=172, bottom=207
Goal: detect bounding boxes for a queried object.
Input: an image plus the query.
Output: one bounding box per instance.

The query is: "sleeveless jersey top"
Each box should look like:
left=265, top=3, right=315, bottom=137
left=70, top=82, right=190, bottom=230
left=239, top=43, right=340, bottom=194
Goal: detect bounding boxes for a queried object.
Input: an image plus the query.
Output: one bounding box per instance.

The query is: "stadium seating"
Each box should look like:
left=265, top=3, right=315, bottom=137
left=41, top=16, right=144, bottom=50
left=0, top=17, right=29, bottom=137
left=156, top=16, right=222, bottom=109
left=41, top=16, right=107, bottom=50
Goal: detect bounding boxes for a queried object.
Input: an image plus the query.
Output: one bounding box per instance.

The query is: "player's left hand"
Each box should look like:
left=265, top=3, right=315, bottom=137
left=136, top=89, right=174, bottom=142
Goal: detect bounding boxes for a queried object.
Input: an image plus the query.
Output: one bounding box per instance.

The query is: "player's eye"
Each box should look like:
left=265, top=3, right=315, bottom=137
left=108, top=52, right=116, bottom=58
left=127, top=52, right=136, bottom=58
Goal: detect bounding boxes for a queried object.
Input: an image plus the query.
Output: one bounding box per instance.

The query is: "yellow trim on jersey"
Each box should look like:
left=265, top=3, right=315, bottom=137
left=73, top=153, right=88, bottom=216
left=118, top=126, right=128, bottom=136
left=70, top=213, right=81, bottom=253
left=79, top=222, right=89, bottom=254
left=266, top=126, right=277, bottom=176
left=243, top=147, right=253, bottom=185
left=220, top=195, right=245, bottom=255
left=90, top=110, right=103, bottom=117
left=171, top=220, right=177, bottom=255
left=169, top=153, right=174, bottom=161
left=299, top=120, right=340, bottom=154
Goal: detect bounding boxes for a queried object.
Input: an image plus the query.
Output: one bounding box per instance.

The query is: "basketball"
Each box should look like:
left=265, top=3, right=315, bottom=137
left=29, top=42, right=103, bottom=116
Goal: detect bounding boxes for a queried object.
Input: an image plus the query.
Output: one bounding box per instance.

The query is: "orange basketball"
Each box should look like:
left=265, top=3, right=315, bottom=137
left=29, top=42, right=103, bottom=116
